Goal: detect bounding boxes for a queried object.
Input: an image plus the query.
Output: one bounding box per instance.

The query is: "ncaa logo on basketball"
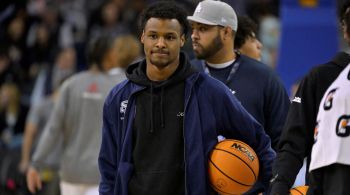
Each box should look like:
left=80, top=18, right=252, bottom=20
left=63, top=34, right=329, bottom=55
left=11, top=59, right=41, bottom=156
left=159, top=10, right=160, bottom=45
left=231, top=143, right=255, bottom=161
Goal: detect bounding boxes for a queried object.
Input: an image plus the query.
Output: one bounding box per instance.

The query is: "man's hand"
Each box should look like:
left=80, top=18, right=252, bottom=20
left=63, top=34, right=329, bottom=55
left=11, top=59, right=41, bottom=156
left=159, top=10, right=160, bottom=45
left=26, top=166, right=42, bottom=194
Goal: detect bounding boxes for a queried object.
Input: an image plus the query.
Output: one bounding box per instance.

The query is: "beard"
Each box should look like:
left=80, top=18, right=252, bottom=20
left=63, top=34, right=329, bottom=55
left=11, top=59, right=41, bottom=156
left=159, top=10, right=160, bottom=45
left=194, top=33, right=224, bottom=60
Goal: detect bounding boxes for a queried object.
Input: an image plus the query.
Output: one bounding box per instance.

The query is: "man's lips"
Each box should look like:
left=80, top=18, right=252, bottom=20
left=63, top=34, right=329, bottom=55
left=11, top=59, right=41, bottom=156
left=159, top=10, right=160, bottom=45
left=192, top=43, right=201, bottom=49
left=152, top=51, right=169, bottom=55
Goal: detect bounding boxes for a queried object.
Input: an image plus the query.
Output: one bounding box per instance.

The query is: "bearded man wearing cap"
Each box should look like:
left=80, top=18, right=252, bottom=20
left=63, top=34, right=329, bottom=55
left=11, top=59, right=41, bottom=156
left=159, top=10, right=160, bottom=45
left=188, top=0, right=289, bottom=156
left=188, top=0, right=289, bottom=194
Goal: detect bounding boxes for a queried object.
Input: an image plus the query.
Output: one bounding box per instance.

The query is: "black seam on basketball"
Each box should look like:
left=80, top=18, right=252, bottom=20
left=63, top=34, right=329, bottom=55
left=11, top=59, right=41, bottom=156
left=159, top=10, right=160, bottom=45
left=210, top=183, right=239, bottom=195
left=293, top=188, right=304, bottom=195
left=209, top=158, right=252, bottom=187
left=213, top=148, right=257, bottom=181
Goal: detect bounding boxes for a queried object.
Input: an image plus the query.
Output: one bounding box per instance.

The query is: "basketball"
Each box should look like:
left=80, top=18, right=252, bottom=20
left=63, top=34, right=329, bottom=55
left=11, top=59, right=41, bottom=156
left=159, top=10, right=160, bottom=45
left=208, top=139, right=259, bottom=195
left=290, top=185, right=309, bottom=195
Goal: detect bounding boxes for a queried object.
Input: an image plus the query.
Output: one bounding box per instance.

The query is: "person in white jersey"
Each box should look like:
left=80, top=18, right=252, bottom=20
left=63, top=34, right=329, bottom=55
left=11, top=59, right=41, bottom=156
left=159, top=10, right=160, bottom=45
left=309, top=63, right=350, bottom=194
left=308, top=7, right=350, bottom=194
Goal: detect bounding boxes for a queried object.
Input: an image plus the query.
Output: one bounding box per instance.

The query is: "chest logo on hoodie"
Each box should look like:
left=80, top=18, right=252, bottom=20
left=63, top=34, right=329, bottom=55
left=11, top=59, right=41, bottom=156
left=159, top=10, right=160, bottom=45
left=177, top=112, right=184, bottom=117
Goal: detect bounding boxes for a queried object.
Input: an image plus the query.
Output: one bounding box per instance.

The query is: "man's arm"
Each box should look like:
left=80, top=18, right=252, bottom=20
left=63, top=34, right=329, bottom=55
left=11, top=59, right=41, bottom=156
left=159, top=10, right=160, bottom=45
left=20, top=122, right=38, bottom=173
left=27, top=83, right=68, bottom=193
left=20, top=103, right=44, bottom=173
left=31, top=82, right=68, bottom=169
left=99, top=100, right=119, bottom=194
left=264, top=73, right=290, bottom=150
left=215, top=85, right=276, bottom=192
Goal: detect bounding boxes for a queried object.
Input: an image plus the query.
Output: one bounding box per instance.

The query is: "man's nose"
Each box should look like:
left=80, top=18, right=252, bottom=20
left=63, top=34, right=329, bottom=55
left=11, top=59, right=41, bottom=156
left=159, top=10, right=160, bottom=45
left=257, top=39, right=263, bottom=49
left=156, top=37, right=166, bottom=48
left=191, top=29, right=199, bottom=40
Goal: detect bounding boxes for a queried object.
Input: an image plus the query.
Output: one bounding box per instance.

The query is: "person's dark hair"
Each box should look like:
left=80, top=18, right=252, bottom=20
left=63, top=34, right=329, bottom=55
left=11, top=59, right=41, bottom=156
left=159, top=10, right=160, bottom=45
left=234, top=16, right=258, bottom=49
left=344, top=3, right=350, bottom=37
left=339, top=0, right=350, bottom=22
left=139, top=1, right=190, bottom=37
left=87, top=36, right=115, bottom=70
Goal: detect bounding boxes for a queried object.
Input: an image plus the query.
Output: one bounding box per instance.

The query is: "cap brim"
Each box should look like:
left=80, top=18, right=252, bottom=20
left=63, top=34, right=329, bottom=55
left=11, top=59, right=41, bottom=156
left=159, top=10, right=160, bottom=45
left=187, top=16, right=217, bottom=26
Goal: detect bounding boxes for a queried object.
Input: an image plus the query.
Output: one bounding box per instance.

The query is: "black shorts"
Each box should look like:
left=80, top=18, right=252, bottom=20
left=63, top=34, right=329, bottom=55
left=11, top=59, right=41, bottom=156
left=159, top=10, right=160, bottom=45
left=308, top=163, right=350, bottom=195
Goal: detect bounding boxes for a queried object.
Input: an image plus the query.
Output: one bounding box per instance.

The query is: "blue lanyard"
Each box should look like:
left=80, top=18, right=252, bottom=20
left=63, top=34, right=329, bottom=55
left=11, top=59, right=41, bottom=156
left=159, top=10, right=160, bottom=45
left=201, top=53, right=241, bottom=84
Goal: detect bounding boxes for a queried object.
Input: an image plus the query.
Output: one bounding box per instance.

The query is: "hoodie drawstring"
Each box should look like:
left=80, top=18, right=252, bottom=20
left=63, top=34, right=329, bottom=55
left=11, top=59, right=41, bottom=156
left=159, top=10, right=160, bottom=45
left=149, top=85, right=165, bottom=133
left=160, top=87, right=165, bottom=128
left=150, top=84, right=154, bottom=133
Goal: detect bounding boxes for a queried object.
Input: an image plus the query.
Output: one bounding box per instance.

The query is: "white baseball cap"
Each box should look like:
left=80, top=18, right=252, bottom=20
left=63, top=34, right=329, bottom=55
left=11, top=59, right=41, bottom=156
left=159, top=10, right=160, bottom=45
left=187, top=0, right=238, bottom=31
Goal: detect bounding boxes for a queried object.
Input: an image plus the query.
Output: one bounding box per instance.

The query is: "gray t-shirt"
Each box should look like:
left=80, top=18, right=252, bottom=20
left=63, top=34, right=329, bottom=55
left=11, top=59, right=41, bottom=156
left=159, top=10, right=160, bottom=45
left=32, top=70, right=126, bottom=184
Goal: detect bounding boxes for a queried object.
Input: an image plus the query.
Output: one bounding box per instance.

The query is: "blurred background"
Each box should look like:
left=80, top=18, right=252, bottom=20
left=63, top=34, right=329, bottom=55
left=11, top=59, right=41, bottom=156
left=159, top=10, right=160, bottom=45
left=0, top=0, right=348, bottom=194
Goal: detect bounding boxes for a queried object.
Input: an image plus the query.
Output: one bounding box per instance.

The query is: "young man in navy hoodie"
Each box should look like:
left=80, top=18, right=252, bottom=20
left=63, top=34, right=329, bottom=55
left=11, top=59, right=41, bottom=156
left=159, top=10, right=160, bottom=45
left=98, top=2, right=275, bottom=195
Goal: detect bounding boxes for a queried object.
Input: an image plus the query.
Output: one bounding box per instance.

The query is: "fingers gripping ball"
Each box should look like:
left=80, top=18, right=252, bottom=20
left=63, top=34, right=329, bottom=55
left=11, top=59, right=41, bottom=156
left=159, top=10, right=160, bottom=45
left=290, top=185, right=309, bottom=195
left=208, top=139, right=259, bottom=195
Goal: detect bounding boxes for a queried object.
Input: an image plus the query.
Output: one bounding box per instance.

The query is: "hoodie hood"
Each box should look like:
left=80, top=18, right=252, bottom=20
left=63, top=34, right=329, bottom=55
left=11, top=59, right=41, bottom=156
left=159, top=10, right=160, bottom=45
left=126, top=52, right=197, bottom=134
left=126, top=52, right=197, bottom=88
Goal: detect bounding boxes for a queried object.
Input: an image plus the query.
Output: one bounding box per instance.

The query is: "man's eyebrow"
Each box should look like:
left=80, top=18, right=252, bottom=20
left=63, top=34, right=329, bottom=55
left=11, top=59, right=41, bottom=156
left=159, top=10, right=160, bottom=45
left=146, top=30, right=178, bottom=35
left=165, top=32, right=177, bottom=36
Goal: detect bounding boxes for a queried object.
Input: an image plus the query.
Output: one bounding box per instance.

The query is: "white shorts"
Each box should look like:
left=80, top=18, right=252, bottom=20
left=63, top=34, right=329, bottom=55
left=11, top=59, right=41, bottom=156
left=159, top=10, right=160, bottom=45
left=60, top=181, right=99, bottom=195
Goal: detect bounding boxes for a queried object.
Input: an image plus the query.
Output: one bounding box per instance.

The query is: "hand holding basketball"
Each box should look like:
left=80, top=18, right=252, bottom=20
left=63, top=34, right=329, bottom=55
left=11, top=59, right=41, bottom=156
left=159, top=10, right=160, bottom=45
left=208, top=139, right=259, bottom=194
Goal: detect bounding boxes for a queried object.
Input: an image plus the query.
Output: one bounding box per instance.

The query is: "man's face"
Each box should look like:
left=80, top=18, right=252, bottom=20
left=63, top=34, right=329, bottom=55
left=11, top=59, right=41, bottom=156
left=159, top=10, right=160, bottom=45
left=141, top=18, right=185, bottom=68
left=239, top=33, right=263, bottom=61
left=190, top=22, right=224, bottom=60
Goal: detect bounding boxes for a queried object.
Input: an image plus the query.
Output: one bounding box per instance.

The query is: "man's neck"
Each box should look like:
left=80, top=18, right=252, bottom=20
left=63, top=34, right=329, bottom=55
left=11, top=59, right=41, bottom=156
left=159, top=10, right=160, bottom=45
left=146, top=59, right=179, bottom=81
left=206, top=46, right=236, bottom=64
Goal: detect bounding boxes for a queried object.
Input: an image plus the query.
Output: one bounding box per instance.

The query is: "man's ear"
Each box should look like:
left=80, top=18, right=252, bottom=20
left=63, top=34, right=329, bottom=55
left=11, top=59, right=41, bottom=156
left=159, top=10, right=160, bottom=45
left=180, top=34, right=186, bottom=47
left=223, top=27, right=232, bottom=40
left=141, top=30, right=145, bottom=44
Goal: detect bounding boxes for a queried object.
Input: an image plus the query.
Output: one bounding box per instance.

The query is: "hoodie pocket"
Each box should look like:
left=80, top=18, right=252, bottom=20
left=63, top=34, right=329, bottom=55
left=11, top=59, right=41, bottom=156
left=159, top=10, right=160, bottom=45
left=116, top=162, right=134, bottom=195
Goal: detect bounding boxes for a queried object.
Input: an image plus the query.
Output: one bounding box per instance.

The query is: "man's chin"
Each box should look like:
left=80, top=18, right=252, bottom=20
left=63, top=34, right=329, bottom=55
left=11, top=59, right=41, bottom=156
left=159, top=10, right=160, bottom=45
left=194, top=53, right=206, bottom=60
left=150, top=60, right=169, bottom=68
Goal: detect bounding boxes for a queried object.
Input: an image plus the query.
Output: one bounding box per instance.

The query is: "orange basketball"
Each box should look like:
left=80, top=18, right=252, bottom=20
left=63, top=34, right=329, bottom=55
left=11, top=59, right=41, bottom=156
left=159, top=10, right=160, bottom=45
left=290, top=185, right=309, bottom=195
left=208, top=139, right=259, bottom=195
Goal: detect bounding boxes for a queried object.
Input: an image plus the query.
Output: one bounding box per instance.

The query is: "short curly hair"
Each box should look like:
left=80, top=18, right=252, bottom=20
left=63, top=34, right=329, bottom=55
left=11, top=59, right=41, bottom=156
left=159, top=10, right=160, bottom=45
left=339, top=0, right=350, bottom=22
left=234, top=16, right=258, bottom=49
left=139, top=1, right=190, bottom=37
left=339, top=0, right=350, bottom=37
